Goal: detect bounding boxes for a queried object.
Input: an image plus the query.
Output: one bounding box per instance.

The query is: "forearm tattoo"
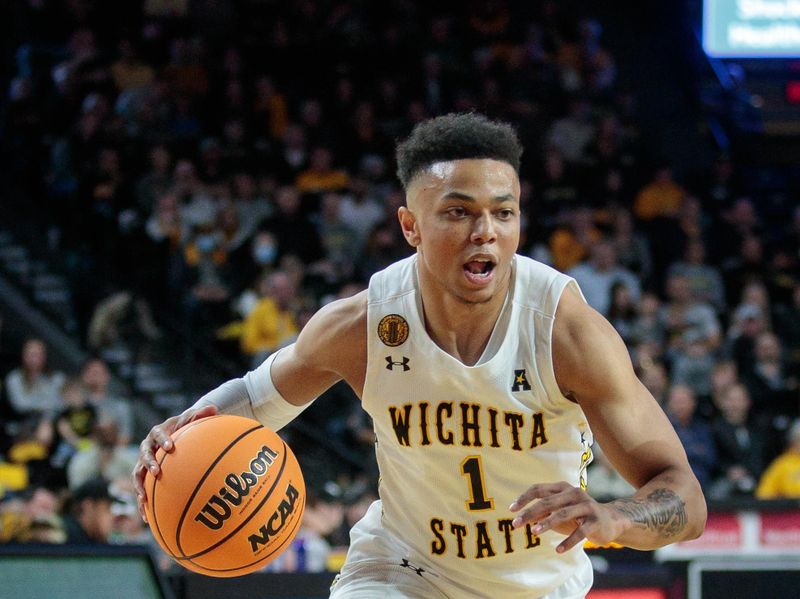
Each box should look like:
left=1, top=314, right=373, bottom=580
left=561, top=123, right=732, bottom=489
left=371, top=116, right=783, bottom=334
left=611, top=489, right=688, bottom=538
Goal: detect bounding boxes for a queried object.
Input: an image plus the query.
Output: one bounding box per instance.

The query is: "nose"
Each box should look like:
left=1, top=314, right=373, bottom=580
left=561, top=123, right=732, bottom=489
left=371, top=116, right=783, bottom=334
left=470, top=212, right=497, bottom=245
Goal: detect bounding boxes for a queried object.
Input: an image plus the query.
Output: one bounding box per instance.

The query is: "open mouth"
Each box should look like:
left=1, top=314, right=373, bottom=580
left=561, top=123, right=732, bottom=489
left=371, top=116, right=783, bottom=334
left=463, top=259, right=496, bottom=283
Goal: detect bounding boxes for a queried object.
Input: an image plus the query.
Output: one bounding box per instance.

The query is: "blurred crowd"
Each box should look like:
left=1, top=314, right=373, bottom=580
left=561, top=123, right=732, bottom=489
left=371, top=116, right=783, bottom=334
left=2, top=0, right=800, bottom=575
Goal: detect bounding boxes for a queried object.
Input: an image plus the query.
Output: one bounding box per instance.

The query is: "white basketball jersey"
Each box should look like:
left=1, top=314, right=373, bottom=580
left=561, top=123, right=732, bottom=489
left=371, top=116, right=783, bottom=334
left=358, top=254, right=594, bottom=598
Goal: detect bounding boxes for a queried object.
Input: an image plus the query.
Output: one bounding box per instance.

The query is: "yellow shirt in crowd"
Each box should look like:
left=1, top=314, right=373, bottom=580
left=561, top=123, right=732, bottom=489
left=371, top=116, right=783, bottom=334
left=756, top=452, right=800, bottom=499
left=240, top=297, right=298, bottom=355
left=634, top=180, right=685, bottom=221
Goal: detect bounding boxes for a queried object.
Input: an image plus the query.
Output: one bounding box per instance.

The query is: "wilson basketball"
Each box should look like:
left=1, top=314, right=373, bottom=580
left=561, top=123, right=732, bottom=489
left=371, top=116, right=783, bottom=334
left=144, top=414, right=305, bottom=577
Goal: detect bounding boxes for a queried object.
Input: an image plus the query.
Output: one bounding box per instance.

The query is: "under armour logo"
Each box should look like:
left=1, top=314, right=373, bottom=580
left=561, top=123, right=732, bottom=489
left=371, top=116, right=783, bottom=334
left=399, top=558, right=425, bottom=576
left=385, top=356, right=410, bottom=371
left=512, top=369, right=531, bottom=391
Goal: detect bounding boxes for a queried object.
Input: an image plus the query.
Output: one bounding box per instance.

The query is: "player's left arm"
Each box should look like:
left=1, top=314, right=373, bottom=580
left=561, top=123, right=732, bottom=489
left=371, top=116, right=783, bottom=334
left=510, top=285, right=707, bottom=552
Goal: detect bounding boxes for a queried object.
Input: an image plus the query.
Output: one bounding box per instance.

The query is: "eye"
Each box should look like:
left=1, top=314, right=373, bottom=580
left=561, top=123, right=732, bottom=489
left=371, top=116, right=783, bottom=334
left=497, top=208, right=516, bottom=219
left=446, top=206, right=467, bottom=218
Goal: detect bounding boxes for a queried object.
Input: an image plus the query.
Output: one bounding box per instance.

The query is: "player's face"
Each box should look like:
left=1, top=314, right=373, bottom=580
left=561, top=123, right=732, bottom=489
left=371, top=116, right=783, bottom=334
left=400, top=158, right=521, bottom=304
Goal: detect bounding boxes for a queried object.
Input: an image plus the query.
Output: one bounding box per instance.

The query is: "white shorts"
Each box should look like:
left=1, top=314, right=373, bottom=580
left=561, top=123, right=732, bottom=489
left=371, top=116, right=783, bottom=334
left=329, top=502, right=592, bottom=599
left=329, top=557, right=449, bottom=599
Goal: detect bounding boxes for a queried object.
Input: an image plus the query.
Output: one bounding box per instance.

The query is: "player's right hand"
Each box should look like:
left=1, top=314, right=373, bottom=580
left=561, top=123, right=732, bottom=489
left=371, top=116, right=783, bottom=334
left=132, top=405, right=218, bottom=522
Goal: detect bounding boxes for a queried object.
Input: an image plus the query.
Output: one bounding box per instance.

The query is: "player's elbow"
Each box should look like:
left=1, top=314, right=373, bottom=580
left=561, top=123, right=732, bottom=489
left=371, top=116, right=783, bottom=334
left=683, top=480, right=708, bottom=541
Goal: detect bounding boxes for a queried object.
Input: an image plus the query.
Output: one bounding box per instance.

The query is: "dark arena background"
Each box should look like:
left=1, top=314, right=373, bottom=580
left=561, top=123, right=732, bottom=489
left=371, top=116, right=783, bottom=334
left=1, top=1, right=800, bottom=598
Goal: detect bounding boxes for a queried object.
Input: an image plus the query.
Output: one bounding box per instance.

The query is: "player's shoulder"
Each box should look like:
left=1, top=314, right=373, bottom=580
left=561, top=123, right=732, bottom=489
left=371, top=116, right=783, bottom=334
left=366, top=255, right=417, bottom=303
left=293, top=290, right=367, bottom=370
left=513, top=255, right=575, bottom=315
left=311, top=290, right=368, bottom=336
left=552, top=284, right=630, bottom=381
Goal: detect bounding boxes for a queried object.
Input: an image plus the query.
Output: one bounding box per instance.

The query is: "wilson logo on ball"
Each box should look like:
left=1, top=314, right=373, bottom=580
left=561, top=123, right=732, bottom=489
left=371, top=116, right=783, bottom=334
left=145, top=416, right=306, bottom=577
left=194, top=444, right=280, bottom=530
left=248, top=482, right=301, bottom=553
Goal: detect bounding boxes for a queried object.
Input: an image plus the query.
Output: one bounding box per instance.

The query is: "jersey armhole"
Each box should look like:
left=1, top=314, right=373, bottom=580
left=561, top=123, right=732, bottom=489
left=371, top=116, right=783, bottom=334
left=538, top=277, right=585, bottom=405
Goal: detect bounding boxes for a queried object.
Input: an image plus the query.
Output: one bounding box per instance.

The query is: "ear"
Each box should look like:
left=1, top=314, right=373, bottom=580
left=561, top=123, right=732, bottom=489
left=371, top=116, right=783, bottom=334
left=398, top=206, right=420, bottom=247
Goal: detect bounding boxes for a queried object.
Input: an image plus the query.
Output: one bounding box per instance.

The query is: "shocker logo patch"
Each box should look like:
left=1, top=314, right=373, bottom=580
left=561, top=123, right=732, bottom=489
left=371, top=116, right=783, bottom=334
left=378, top=314, right=409, bottom=347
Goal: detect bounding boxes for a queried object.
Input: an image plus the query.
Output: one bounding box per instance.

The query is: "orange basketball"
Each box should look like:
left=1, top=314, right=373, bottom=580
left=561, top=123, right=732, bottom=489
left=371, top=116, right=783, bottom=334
left=143, top=414, right=305, bottom=577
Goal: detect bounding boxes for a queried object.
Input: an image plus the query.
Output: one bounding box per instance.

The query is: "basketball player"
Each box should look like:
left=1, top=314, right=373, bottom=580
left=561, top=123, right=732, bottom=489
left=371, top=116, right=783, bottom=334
left=134, top=113, right=706, bottom=598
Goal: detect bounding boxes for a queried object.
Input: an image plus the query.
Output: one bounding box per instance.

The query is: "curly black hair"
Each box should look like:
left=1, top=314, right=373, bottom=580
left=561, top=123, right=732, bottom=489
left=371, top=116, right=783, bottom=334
left=395, top=112, right=523, bottom=189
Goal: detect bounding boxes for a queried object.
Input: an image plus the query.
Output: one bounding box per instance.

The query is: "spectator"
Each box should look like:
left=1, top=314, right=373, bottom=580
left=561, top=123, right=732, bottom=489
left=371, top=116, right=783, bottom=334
left=228, top=229, right=280, bottom=299
left=240, top=271, right=299, bottom=368
left=265, top=484, right=341, bottom=573
left=198, top=137, right=226, bottom=183
left=611, top=208, right=653, bottom=284
left=568, top=240, right=641, bottom=316
left=696, top=152, right=742, bottom=212
left=639, top=361, right=669, bottom=406
left=136, top=145, right=173, bottom=214
left=671, top=329, right=716, bottom=405
left=742, top=332, right=798, bottom=423
left=80, top=358, right=135, bottom=446
left=86, top=290, right=162, bottom=353
left=161, top=37, right=209, bottom=99
left=667, top=239, right=726, bottom=313
left=251, top=75, right=289, bottom=142
left=61, top=477, right=118, bottom=544
left=273, top=124, right=309, bottom=183
left=181, top=221, right=235, bottom=331
left=53, top=378, right=96, bottom=467
left=660, top=273, right=721, bottom=359
left=324, top=479, right=379, bottom=552
left=633, top=165, right=685, bottom=222
left=80, top=147, right=132, bottom=276
left=584, top=115, right=634, bottom=202
left=722, top=235, right=768, bottom=310
left=739, top=280, right=773, bottom=329
left=756, top=419, right=800, bottom=499
left=338, top=178, right=387, bottom=250
left=110, top=39, right=154, bottom=92
left=106, top=478, right=151, bottom=546
left=144, top=191, right=188, bottom=304
left=710, top=384, right=767, bottom=498
left=716, top=197, right=762, bottom=265
left=726, top=302, right=769, bottom=376
left=0, top=485, right=64, bottom=543
left=548, top=206, right=603, bottom=272
left=665, top=384, right=717, bottom=488
left=0, top=456, right=28, bottom=502
left=174, top=159, right=216, bottom=229
left=312, top=192, right=360, bottom=281
left=66, top=418, right=138, bottom=491
left=710, top=360, right=739, bottom=418
left=231, top=171, right=273, bottom=239
left=630, top=292, right=666, bottom=349
left=607, top=281, right=638, bottom=347
left=546, top=97, right=595, bottom=163
left=262, top=186, right=324, bottom=264
left=355, top=221, right=410, bottom=281
left=295, top=147, right=350, bottom=194
left=774, top=282, right=800, bottom=368
left=217, top=199, right=251, bottom=256
left=535, top=149, right=579, bottom=226
left=5, top=339, right=66, bottom=419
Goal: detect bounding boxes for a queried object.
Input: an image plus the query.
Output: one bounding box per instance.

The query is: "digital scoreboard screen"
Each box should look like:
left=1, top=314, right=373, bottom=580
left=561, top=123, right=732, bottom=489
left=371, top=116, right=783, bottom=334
left=704, top=0, right=800, bottom=57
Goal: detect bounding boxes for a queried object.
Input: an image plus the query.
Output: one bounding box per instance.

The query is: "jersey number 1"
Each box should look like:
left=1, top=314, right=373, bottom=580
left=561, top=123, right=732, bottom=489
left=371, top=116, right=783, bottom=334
left=460, top=455, right=495, bottom=511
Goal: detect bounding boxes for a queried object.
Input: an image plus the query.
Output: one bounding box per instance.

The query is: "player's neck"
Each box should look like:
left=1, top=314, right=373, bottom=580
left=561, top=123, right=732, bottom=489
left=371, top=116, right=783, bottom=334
left=417, top=272, right=510, bottom=367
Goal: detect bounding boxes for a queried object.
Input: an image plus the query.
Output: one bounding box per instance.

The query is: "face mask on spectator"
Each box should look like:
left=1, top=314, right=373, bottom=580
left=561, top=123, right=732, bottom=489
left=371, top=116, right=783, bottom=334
left=196, top=234, right=217, bottom=253
left=254, top=243, right=277, bottom=265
